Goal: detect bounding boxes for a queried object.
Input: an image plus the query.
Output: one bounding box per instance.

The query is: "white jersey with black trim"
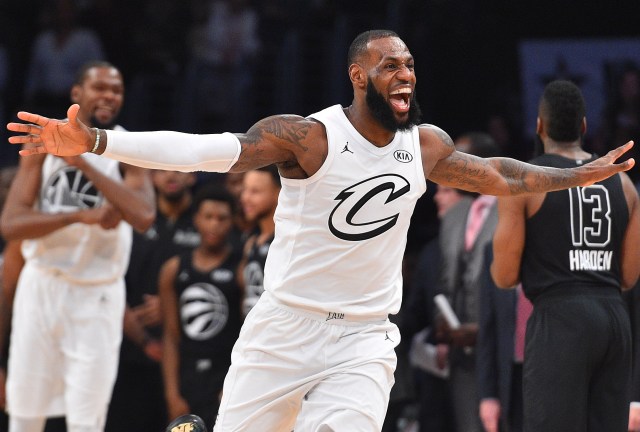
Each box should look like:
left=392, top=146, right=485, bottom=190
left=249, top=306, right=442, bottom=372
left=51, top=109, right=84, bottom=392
left=22, top=125, right=133, bottom=284
left=264, top=104, right=427, bottom=317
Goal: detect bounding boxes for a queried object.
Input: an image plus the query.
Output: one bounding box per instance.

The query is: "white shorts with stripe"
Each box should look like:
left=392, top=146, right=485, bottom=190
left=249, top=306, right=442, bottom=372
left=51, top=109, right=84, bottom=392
left=213, top=292, right=400, bottom=432
left=6, top=262, right=125, bottom=427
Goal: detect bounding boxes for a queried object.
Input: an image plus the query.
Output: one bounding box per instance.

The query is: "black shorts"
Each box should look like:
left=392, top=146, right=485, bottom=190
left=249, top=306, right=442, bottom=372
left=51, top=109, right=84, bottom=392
left=523, top=286, right=631, bottom=432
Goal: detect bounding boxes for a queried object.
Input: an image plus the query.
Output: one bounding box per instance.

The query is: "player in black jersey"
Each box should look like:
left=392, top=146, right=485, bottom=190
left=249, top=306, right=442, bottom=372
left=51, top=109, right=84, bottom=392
left=237, top=165, right=280, bottom=317
left=158, top=185, right=242, bottom=428
left=492, top=80, right=640, bottom=431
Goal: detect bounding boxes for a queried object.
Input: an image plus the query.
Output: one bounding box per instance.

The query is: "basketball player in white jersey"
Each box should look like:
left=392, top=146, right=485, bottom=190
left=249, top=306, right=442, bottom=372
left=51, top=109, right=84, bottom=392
left=0, top=61, right=155, bottom=432
left=6, top=31, right=636, bottom=431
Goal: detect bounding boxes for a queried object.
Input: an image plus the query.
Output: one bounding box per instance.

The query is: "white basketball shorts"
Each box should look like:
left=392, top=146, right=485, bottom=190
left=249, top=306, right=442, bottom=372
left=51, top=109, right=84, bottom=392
left=213, top=291, right=400, bottom=432
left=6, top=262, right=125, bottom=427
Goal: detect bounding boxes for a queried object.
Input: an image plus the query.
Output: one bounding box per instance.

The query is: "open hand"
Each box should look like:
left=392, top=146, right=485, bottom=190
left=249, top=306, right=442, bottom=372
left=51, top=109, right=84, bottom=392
left=7, top=104, right=93, bottom=156
left=581, top=141, right=635, bottom=186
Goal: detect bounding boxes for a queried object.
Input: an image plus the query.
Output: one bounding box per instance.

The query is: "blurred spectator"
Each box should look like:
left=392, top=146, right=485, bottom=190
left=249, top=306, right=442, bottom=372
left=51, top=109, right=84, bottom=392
left=253, top=0, right=297, bottom=114
left=120, top=0, right=191, bottom=130
left=179, top=0, right=260, bottom=133
left=223, top=172, right=251, bottom=253
left=23, top=0, right=105, bottom=118
left=434, top=132, right=501, bottom=432
left=485, top=112, right=531, bottom=162
left=401, top=184, right=465, bottom=432
left=238, top=166, right=280, bottom=318
left=477, top=245, right=528, bottom=432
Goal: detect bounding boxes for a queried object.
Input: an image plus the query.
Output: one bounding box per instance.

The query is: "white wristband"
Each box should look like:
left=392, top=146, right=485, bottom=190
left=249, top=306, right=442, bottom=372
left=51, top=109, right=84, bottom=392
left=102, top=130, right=241, bottom=172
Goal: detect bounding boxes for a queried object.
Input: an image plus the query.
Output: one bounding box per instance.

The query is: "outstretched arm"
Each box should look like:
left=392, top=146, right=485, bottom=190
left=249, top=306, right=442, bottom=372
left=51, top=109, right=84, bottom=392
left=7, top=105, right=326, bottom=179
left=420, top=125, right=635, bottom=195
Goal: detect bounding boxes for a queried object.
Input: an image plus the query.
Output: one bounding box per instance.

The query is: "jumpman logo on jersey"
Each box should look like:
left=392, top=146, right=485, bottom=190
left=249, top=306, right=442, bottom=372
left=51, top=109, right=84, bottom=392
left=384, top=331, right=394, bottom=342
left=341, top=142, right=354, bottom=154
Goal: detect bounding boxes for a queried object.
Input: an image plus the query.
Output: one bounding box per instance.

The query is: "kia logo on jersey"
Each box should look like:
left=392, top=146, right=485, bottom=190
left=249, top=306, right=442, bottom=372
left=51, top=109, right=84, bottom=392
left=328, top=174, right=410, bottom=241
left=393, top=149, right=413, bottom=163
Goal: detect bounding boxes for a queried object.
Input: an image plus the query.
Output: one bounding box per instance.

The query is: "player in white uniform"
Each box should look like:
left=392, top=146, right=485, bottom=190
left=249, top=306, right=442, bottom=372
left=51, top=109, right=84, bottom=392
left=0, top=61, right=155, bottom=432
left=7, top=31, right=636, bottom=432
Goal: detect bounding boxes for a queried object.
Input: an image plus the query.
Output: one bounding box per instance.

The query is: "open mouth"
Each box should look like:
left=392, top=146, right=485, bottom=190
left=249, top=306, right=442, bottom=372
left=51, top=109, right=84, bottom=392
left=389, top=87, right=411, bottom=113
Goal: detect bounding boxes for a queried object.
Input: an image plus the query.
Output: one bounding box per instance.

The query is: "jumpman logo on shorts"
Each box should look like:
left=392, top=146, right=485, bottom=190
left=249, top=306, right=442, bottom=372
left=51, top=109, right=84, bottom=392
left=341, top=142, right=354, bottom=154
left=385, top=331, right=394, bottom=342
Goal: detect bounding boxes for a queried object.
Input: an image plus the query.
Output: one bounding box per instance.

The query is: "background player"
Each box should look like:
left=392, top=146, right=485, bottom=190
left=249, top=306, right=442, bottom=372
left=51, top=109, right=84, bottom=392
left=159, top=185, right=242, bottom=427
left=491, top=79, right=640, bottom=431
left=237, top=165, right=280, bottom=316
left=0, top=61, right=154, bottom=432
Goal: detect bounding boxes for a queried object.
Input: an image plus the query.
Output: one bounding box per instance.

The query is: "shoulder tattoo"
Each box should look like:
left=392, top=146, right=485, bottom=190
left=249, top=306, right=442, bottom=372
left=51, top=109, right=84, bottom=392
left=246, top=116, right=310, bottom=152
left=423, top=124, right=454, bottom=150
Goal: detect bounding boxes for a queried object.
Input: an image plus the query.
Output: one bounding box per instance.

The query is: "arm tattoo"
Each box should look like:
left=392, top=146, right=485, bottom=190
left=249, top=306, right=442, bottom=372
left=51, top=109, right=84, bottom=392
left=497, top=158, right=574, bottom=195
left=431, top=126, right=455, bottom=150
left=496, top=158, right=531, bottom=194
left=245, top=116, right=310, bottom=152
left=440, top=153, right=491, bottom=190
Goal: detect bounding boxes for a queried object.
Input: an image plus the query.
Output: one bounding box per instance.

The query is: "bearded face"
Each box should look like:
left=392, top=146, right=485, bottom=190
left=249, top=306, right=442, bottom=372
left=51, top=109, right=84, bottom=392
left=365, top=79, right=422, bottom=132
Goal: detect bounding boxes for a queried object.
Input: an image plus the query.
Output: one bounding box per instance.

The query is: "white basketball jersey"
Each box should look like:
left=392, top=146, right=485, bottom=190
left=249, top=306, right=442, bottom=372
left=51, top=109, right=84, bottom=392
left=264, top=105, right=427, bottom=317
left=22, top=127, right=133, bottom=284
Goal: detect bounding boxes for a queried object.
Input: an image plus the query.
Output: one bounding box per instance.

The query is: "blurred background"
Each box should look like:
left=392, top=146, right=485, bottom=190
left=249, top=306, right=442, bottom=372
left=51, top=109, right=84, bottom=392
left=0, top=0, right=638, bottom=169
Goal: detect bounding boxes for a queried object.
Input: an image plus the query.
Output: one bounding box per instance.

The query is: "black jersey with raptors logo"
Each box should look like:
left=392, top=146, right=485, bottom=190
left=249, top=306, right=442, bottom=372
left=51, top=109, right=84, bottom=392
left=174, top=249, right=242, bottom=364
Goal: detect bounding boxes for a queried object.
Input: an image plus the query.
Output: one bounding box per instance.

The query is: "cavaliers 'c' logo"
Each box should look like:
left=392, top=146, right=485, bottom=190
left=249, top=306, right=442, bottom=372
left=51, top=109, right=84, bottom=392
left=41, top=166, right=103, bottom=213
left=328, top=174, right=410, bottom=241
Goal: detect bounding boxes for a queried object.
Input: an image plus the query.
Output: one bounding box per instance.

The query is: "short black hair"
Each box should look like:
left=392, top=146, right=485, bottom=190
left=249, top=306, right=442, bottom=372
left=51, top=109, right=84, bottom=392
left=192, top=183, right=237, bottom=215
left=73, top=60, right=120, bottom=86
left=539, top=80, right=586, bottom=142
left=348, top=30, right=399, bottom=65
